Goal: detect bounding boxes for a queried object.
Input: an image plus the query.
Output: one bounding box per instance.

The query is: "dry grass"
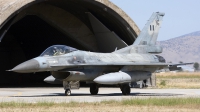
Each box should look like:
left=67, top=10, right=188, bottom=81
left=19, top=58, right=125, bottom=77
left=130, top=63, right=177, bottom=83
left=157, top=72, right=200, bottom=78
left=1, top=98, right=200, bottom=112
left=1, top=105, right=200, bottom=112
left=156, top=72, right=200, bottom=88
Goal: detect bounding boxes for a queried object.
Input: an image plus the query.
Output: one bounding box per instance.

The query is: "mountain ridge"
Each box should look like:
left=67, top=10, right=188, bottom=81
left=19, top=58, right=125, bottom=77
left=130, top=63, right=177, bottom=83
left=157, top=31, right=200, bottom=63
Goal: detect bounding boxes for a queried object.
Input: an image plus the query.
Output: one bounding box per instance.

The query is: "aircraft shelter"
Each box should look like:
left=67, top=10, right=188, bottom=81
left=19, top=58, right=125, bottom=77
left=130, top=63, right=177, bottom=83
left=0, top=0, right=140, bottom=86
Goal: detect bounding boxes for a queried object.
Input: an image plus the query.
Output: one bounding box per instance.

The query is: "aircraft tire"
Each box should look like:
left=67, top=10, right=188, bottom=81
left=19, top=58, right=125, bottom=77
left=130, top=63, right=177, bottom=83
left=90, top=84, right=99, bottom=95
left=65, top=89, right=71, bottom=96
left=122, top=84, right=131, bottom=95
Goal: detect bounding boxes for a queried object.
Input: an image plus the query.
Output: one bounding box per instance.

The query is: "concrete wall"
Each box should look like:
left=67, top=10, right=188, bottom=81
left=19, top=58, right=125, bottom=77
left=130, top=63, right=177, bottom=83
left=0, top=0, right=140, bottom=35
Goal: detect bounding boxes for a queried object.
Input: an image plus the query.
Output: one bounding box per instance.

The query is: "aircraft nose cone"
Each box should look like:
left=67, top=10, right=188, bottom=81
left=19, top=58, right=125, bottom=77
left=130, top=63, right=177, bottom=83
left=11, top=59, right=39, bottom=73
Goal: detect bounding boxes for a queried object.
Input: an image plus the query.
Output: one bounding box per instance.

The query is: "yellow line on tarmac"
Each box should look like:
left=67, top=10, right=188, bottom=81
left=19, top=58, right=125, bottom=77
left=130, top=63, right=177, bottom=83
left=7, top=92, right=22, bottom=97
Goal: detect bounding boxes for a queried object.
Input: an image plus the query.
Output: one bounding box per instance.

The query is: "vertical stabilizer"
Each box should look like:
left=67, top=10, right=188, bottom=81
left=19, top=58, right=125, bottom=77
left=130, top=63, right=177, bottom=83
left=133, top=12, right=165, bottom=45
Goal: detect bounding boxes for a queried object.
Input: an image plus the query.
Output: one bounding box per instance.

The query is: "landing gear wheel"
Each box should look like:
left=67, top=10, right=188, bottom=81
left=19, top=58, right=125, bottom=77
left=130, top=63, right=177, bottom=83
left=90, top=84, right=99, bottom=95
left=65, top=89, right=71, bottom=96
left=122, top=84, right=131, bottom=95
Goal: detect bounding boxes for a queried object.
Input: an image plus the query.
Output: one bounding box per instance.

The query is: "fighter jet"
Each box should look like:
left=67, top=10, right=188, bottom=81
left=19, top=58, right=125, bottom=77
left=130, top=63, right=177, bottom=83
left=10, top=12, right=166, bottom=96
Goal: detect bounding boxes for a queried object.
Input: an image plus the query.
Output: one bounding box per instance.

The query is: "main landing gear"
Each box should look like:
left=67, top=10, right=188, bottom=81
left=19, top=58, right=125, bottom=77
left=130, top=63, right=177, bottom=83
left=120, top=84, right=131, bottom=95
left=63, top=81, right=131, bottom=96
left=90, top=83, right=99, bottom=95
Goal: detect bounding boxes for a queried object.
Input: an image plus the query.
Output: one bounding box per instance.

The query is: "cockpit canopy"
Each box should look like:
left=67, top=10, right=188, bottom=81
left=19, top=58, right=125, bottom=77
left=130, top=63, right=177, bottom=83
left=40, top=45, right=78, bottom=57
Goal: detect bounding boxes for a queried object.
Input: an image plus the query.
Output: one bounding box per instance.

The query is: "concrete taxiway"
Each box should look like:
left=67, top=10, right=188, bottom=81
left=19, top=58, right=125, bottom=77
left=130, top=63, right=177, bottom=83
left=0, top=88, right=200, bottom=103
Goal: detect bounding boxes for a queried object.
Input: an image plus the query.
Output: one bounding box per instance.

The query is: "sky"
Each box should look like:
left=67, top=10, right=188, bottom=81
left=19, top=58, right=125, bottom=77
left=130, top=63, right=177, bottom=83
left=110, top=0, right=200, bottom=41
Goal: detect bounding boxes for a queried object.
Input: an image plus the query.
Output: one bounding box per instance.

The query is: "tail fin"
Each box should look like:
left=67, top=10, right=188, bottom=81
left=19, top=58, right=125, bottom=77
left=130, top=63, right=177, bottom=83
left=133, top=12, right=165, bottom=45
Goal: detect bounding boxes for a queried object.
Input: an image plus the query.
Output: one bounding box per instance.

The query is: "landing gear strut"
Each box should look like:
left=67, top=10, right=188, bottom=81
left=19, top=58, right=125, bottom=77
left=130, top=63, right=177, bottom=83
left=63, top=81, right=71, bottom=96
left=90, top=83, right=99, bottom=95
left=143, top=80, right=147, bottom=88
left=63, top=81, right=80, bottom=96
left=120, top=84, right=131, bottom=95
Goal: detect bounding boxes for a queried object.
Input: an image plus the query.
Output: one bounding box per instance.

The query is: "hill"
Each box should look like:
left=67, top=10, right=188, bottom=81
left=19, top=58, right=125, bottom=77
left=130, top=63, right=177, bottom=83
left=157, top=31, right=200, bottom=63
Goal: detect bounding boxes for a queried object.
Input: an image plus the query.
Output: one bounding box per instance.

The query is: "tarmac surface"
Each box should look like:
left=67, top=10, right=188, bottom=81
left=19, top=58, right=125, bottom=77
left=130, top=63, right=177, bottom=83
left=0, top=88, right=200, bottom=103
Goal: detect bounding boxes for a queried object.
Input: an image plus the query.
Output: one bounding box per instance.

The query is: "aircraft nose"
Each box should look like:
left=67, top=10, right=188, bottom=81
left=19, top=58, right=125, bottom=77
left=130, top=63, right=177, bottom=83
left=10, top=59, right=39, bottom=73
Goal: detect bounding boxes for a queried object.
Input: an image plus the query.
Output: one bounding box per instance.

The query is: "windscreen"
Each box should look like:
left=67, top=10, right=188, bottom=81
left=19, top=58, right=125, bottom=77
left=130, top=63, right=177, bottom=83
left=40, top=45, right=77, bottom=57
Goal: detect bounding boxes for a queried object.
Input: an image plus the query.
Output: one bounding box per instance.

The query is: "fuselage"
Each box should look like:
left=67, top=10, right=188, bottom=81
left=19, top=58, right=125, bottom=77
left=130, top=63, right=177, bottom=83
left=33, top=50, right=160, bottom=72
left=11, top=50, right=162, bottom=73
left=39, top=50, right=161, bottom=83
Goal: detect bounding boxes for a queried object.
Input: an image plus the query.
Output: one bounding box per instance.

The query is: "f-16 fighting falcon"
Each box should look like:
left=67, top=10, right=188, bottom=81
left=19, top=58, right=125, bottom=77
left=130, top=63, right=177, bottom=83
left=10, top=12, right=167, bottom=96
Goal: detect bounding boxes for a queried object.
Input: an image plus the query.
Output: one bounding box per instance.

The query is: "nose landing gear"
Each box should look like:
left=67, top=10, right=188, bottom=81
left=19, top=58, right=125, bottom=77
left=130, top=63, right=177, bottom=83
left=63, top=81, right=80, bottom=96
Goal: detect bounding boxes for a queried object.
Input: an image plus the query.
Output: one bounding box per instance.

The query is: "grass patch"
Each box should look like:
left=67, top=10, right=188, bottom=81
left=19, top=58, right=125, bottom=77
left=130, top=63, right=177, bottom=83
left=159, top=80, right=166, bottom=86
left=156, top=72, right=200, bottom=89
left=121, top=98, right=200, bottom=106
left=37, top=101, right=55, bottom=107
left=0, top=101, right=53, bottom=108
left=0, top=98, right=200, bottom=107
left=1, top=98, right=200, bottom=111
left=156, top=72, right=200, bottom=79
